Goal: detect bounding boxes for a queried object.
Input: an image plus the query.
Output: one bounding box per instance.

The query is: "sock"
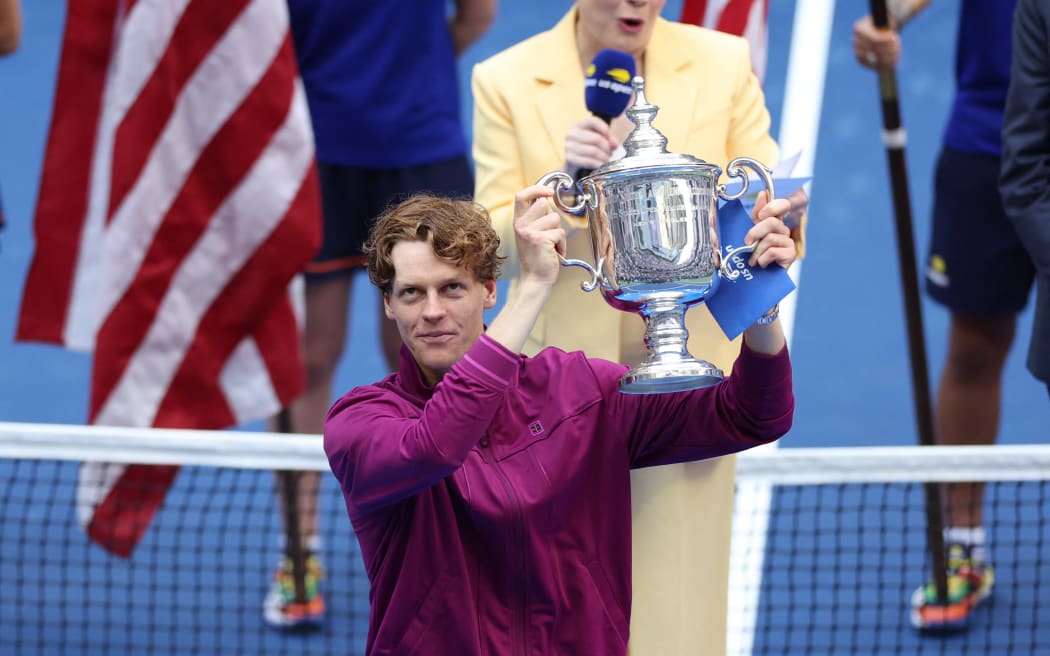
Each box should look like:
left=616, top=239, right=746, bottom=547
left=944, top=526, right=986, bottom=564
left=277, top=533, right=323, bottom=557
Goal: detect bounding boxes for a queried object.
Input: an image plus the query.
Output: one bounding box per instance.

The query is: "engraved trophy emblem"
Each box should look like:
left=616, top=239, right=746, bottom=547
left=538, top=76, right=775, bottom=393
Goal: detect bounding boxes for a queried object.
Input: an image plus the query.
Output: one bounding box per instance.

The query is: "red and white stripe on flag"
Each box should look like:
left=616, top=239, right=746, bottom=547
left=680, top=0, right=769, bottom=83
left=16, top=0, right=322, bottom=557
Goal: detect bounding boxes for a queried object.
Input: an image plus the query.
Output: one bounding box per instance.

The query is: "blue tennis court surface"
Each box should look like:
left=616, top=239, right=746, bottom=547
left=1, top=1, right=1048, bottom=654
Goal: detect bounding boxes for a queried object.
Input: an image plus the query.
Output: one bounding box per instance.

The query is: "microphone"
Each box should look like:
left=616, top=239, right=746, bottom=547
left=578, top=49, right=636, bottom=180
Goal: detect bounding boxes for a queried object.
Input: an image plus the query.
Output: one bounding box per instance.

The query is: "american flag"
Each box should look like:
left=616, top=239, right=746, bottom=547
left=680, top=0, right=769, bottom=83
left=16, top=0, right=321, bottom=557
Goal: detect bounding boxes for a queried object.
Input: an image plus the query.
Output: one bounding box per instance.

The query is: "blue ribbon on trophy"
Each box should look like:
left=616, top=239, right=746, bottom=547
left=706, top=199, right=797, bottom=341
left=708, top=158, right=811, bottom=341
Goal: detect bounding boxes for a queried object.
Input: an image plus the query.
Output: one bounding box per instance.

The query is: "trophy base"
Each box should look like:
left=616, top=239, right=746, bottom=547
left=619, top=358, right=724, bottom=394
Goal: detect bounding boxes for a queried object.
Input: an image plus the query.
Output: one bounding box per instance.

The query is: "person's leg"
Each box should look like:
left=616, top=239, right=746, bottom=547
left=281, top=160, right=365, bottom=540
left=936, top=313, right=1017, bottom=529
left=265, top=162, right=367, bottom=629
left=912, top=146, right=1035, bottom=630
left=280, top=274, right=353, bottom=535
left=926, top=147, right=1034, bottom=531
left=263, top=273, right=353, bottom=629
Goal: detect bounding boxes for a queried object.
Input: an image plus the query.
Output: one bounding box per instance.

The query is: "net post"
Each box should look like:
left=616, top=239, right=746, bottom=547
left=868, top=0, right=948, bottom=605
left=276, top=408, right=308, bottom=605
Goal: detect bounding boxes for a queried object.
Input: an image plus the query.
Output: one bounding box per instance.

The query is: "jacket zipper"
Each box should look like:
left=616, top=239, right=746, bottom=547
left=490, top=444, right=528, bottom=656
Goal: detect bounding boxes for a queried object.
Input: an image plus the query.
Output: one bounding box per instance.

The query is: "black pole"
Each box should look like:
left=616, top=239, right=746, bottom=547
left=868, top=0, right=948, bottom=604
left=276, top=408, right=307, bottom=604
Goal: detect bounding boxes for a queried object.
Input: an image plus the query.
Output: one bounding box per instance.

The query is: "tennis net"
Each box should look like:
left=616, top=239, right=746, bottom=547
left=730, top=443, right=1050, bottom=656
left=0, top=421, right=366, bottom=655
left=2, top=421, right=1049, bottom=655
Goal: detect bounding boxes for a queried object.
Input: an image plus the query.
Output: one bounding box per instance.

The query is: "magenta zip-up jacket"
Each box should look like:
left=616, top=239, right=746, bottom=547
left=324, top=334, right=793, bottom=655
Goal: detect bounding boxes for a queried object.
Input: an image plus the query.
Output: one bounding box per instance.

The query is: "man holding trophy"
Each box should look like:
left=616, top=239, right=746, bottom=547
left=323, top=180, right=796, bottom=655
left=471, top=0, right=805, bottom=652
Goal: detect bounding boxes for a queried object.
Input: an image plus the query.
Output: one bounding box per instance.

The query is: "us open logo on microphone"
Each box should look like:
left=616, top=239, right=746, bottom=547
left=586, top=49, right=637, bottom=121
left=585, top=63, right=634, bottom=95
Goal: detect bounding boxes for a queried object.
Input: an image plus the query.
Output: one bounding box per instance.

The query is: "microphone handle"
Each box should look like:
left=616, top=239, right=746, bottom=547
left=575, top=112, right=614, bottom=182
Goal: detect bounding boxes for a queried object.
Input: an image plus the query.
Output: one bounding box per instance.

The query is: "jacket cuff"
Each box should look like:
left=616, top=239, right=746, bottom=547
left=458, top=333, right=521, bottom=388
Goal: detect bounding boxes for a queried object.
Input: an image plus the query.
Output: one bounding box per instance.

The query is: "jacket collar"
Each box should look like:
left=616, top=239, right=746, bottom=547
left=395, top=330, right=499, bottom=401
left=397, top=343, right=434, bottom=401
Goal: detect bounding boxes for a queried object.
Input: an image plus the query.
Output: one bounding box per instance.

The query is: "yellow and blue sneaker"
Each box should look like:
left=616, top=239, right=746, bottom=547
left=909, top=543, right=993, bottom=632
left=262, top=552, right=326, bottom=631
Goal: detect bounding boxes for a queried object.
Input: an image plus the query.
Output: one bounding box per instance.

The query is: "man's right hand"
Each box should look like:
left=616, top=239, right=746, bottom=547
left=512, top=185, right=565, bottom=291
left=484, top=186, right=567, bottom=354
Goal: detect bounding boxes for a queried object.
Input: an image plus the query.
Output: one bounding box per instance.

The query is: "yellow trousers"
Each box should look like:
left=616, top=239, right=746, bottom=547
left=623, top=310, right=738, bottom=656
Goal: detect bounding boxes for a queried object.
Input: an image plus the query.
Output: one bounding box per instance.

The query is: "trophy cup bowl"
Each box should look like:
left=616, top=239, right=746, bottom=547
left=539, top=76, right=775, bottom=394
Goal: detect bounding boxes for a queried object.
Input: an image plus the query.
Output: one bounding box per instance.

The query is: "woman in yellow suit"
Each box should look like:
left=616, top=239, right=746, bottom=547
left=472, top=1, right=805, bottom=654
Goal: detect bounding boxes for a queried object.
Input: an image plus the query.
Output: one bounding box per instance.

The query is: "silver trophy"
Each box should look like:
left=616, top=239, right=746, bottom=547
left=539, top=76, right=775, bottom=394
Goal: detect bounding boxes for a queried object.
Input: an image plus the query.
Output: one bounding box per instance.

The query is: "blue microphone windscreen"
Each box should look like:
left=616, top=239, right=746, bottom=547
left=584, top=49, right=636, bottom=119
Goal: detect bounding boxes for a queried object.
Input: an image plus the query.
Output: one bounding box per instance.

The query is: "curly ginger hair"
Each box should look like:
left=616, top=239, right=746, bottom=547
left=364, top=194, right=504, bottom=293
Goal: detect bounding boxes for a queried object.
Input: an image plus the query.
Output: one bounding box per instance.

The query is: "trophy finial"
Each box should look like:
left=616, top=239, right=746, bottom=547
left=623, top=75, right=669, bottom=157
left=631, top=76, right=650, bottom=107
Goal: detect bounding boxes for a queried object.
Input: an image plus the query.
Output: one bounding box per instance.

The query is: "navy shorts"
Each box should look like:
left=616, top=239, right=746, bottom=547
left=305, top=154, right=474, bottom=279
left=925, top=146, right=1035, bottom=316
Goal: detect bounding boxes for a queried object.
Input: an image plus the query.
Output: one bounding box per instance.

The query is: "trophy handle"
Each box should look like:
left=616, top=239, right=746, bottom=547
left=716, top=157, right=775, bottom=279
left=537, top=171, right=600, bottom=292
left=716, top=157, right=775, bottom=203
left=537, top=171, right=591, bottom=216
left=558, top=255, right=601, bottom=292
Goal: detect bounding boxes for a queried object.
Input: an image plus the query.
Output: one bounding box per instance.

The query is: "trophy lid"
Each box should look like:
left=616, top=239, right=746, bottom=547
left=587, top=76, right=715, bottom=177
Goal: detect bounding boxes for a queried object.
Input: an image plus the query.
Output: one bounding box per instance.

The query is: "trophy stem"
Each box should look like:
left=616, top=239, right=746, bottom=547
left=642, top=301, right=692, bottom=360
left=620, top=300, right=724, bottom=394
